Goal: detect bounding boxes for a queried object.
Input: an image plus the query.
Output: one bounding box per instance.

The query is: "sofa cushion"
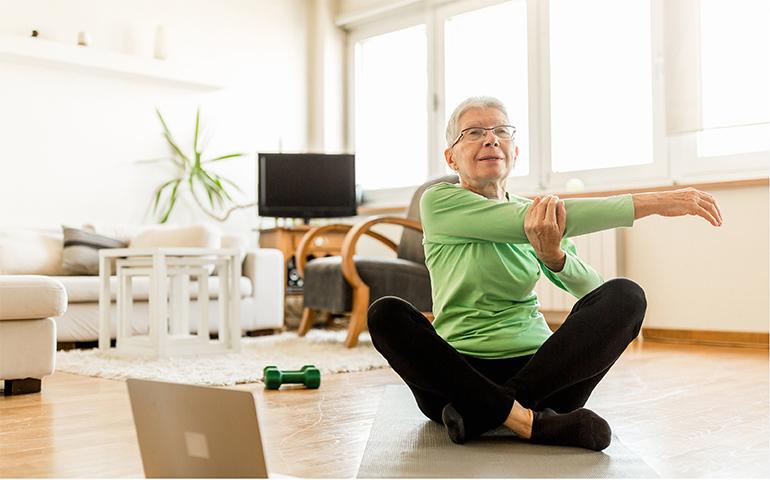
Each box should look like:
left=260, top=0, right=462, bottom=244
left=61, top=226, right=128, bottom=275
left=54, top=275, right=253, bottom=303
left=129, top=224, right=221, bottom=249
left=129, top=225, right=222, bottom=276
left=0, top=228, right=66, bottom=275
left=82, top=223, right=143, bottom=244
left=0, top=275, right=68, bottom=320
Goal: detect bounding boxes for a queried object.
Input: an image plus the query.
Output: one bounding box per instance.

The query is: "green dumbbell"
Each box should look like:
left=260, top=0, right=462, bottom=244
left=262, top=365, right=321, bottom=390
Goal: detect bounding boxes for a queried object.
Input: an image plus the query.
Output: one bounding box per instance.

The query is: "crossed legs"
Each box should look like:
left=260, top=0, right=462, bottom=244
left=367, top=278, right=647, bottom=449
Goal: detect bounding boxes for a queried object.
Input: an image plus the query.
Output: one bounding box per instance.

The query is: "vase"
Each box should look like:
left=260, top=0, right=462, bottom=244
left=154, top=25, right=167, bottom=60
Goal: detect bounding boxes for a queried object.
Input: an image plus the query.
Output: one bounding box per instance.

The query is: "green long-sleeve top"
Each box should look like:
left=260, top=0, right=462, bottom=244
left=420, top=182, right=636, bottom=359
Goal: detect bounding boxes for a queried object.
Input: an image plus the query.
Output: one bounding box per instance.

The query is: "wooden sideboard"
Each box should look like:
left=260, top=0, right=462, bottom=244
left=258, top=226, right=347, bottom=292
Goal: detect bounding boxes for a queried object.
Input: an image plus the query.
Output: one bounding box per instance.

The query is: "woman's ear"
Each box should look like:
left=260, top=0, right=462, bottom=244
left=444, top=148, right=456, bottom=171
left=512, top=145, right=519, bottom=168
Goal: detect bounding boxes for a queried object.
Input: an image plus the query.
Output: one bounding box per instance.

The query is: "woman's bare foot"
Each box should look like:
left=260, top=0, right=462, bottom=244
left=503, top=400, right=533, bottom=438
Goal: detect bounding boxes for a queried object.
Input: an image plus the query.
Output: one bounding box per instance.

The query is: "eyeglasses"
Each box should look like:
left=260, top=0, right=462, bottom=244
left=451, top=125, right=516, bottom=148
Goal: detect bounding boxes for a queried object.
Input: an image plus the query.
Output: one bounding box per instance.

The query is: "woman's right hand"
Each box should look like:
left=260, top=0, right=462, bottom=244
left=632, top=187, right=723, bottom=226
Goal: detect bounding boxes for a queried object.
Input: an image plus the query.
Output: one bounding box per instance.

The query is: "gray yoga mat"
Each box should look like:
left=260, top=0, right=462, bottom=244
left=357, top=385, right=658, bottom=478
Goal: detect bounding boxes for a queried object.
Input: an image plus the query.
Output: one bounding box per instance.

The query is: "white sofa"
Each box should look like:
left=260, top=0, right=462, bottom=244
left=0, top=226, right=284, bottom=345
left=0, top=275, right=67, bottom=394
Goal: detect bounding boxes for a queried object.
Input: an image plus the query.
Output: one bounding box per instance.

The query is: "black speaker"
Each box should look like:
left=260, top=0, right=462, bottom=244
left=287, top=253, right=337, bottom=293
left=286, top=256, right=304, bottom=292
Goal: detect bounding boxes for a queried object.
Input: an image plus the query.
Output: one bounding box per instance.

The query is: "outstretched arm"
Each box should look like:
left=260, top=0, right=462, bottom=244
left=631, top=187, right=723, bottom=226
left=525, top=187, right=723, bottom=275
left=421, top=183, right=634, bottom=245
left=421, top=183, right=722, bottom=248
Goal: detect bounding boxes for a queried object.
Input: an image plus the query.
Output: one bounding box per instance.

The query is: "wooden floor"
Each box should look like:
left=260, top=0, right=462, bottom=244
left=0, top=340, right=767, bottom=478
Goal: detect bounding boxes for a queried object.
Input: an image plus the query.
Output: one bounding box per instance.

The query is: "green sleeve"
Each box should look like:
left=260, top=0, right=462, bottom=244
left=538, top=238, right=604, bottom=299
left=420, top=183, right=635, bottom=244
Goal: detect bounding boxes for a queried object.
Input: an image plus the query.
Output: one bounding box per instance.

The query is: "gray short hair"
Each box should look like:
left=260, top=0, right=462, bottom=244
left=445, top=96, right=510, bottom=147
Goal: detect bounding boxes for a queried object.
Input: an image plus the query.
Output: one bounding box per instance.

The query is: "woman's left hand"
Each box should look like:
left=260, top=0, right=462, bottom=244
left=525, top=195, right=567, bottom=265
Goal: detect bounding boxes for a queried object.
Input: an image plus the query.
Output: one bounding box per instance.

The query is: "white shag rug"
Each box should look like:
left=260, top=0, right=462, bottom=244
left=55, top=330, right=389, bottom=386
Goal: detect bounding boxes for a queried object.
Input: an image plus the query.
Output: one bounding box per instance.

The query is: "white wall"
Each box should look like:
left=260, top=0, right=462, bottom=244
left=307, top=0, right=346, bottom=153
left=622, top=184, right=769, bottom=333
left=0, top=0, right=309, bottom=232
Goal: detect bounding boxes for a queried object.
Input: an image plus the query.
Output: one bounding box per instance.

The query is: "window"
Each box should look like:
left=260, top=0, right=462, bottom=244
left=443, top=0, right=530, bottom=177
left=349, top=1, right=534, bottom=193
left=667, top=0, right=769, bottom=181
left=697, top=0, right=770, bottom=157
left=549, top=0, right=654, bottom=173
left=343, top=0, right=766, bottom=197
left=353, top=25, right=428, bottom=190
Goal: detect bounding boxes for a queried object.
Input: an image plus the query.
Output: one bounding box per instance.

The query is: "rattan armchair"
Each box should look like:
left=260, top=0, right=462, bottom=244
left=294, top=175, right=459, bottom=347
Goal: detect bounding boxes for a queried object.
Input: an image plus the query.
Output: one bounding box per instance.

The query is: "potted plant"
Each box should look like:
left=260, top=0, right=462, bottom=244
left=141, top=107, right=255, bottom=223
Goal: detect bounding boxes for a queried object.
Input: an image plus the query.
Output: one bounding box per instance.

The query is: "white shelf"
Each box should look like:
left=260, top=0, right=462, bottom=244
left=0, top=35, right=226, bottom=90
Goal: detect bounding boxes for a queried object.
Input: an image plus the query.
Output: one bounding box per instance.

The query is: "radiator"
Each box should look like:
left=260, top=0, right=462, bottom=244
left=534, top=229, right=620, bottom=312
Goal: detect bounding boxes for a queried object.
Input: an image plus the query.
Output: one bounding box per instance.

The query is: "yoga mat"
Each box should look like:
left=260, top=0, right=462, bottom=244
left=357, top=385, right=658, bottom=478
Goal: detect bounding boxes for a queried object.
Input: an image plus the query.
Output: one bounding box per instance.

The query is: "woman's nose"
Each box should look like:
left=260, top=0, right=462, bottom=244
left=483, top=130, right=500, bottom=146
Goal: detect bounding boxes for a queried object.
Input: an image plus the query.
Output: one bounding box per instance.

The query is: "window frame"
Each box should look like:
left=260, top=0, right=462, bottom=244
left=669, top=132, right=770, bottom=184
left=432, top=0, right=533, bottom=180
left=346, top=8, right=430, bottom=203
left=542, top=0, right=670, bottom=193
left=668, top=0, right=770, bottom=184
left=347, top=0, right=541, bottom=201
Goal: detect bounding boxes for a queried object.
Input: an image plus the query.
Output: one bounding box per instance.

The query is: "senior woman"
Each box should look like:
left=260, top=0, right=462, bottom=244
left=367, top=96, right=723, bottom=451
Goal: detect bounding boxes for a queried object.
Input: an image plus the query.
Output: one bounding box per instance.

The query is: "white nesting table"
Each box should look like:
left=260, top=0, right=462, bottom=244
left=98, top=247, right=241, bottom=358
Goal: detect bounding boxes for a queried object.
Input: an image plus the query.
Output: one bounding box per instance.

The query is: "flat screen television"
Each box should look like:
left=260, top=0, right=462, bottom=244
left=257, top=153, right=357, bottom=222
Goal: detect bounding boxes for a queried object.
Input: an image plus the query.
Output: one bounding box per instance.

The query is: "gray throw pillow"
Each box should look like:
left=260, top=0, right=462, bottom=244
left=61, top=226, right=127, bottom=275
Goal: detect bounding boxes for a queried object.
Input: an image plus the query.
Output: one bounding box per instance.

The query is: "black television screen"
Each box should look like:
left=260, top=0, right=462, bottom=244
left=257, top=153, right=357, bottom=220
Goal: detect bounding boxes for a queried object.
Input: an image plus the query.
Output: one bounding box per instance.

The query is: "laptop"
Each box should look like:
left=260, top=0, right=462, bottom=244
left=127, top=378, right=274, bottom=478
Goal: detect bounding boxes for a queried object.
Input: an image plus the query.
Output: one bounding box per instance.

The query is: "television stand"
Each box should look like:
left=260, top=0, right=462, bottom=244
left=258, top=225, right=347, bottom=293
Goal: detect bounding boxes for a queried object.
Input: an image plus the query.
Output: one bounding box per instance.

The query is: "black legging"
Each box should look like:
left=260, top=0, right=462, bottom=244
left=367, top=277, right=647, bottom=439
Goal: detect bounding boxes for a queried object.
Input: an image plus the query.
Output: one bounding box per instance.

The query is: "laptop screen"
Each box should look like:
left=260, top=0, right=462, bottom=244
left=127, top=378, right=268, bottom=478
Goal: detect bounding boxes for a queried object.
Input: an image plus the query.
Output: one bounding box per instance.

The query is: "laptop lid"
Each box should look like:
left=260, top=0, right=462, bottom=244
left=126, top=378, right=268, bottom=479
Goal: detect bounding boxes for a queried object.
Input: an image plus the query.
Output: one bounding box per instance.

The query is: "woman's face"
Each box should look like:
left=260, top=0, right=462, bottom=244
left=444, top=107, right=517, bottom=184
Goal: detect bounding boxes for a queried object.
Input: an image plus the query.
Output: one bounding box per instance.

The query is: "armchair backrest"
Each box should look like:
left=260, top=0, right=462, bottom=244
left=397, top=174, right=460, bottom=264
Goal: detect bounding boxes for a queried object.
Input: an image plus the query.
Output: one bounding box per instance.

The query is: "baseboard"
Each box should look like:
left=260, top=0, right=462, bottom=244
left=641, top=328, right=769, bottom=348
left=543, top=311, right=768, bottom=349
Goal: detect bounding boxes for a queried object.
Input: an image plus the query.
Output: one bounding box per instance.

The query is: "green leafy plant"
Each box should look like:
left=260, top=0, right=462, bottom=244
left=140, top=107, right=255, bottom=223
